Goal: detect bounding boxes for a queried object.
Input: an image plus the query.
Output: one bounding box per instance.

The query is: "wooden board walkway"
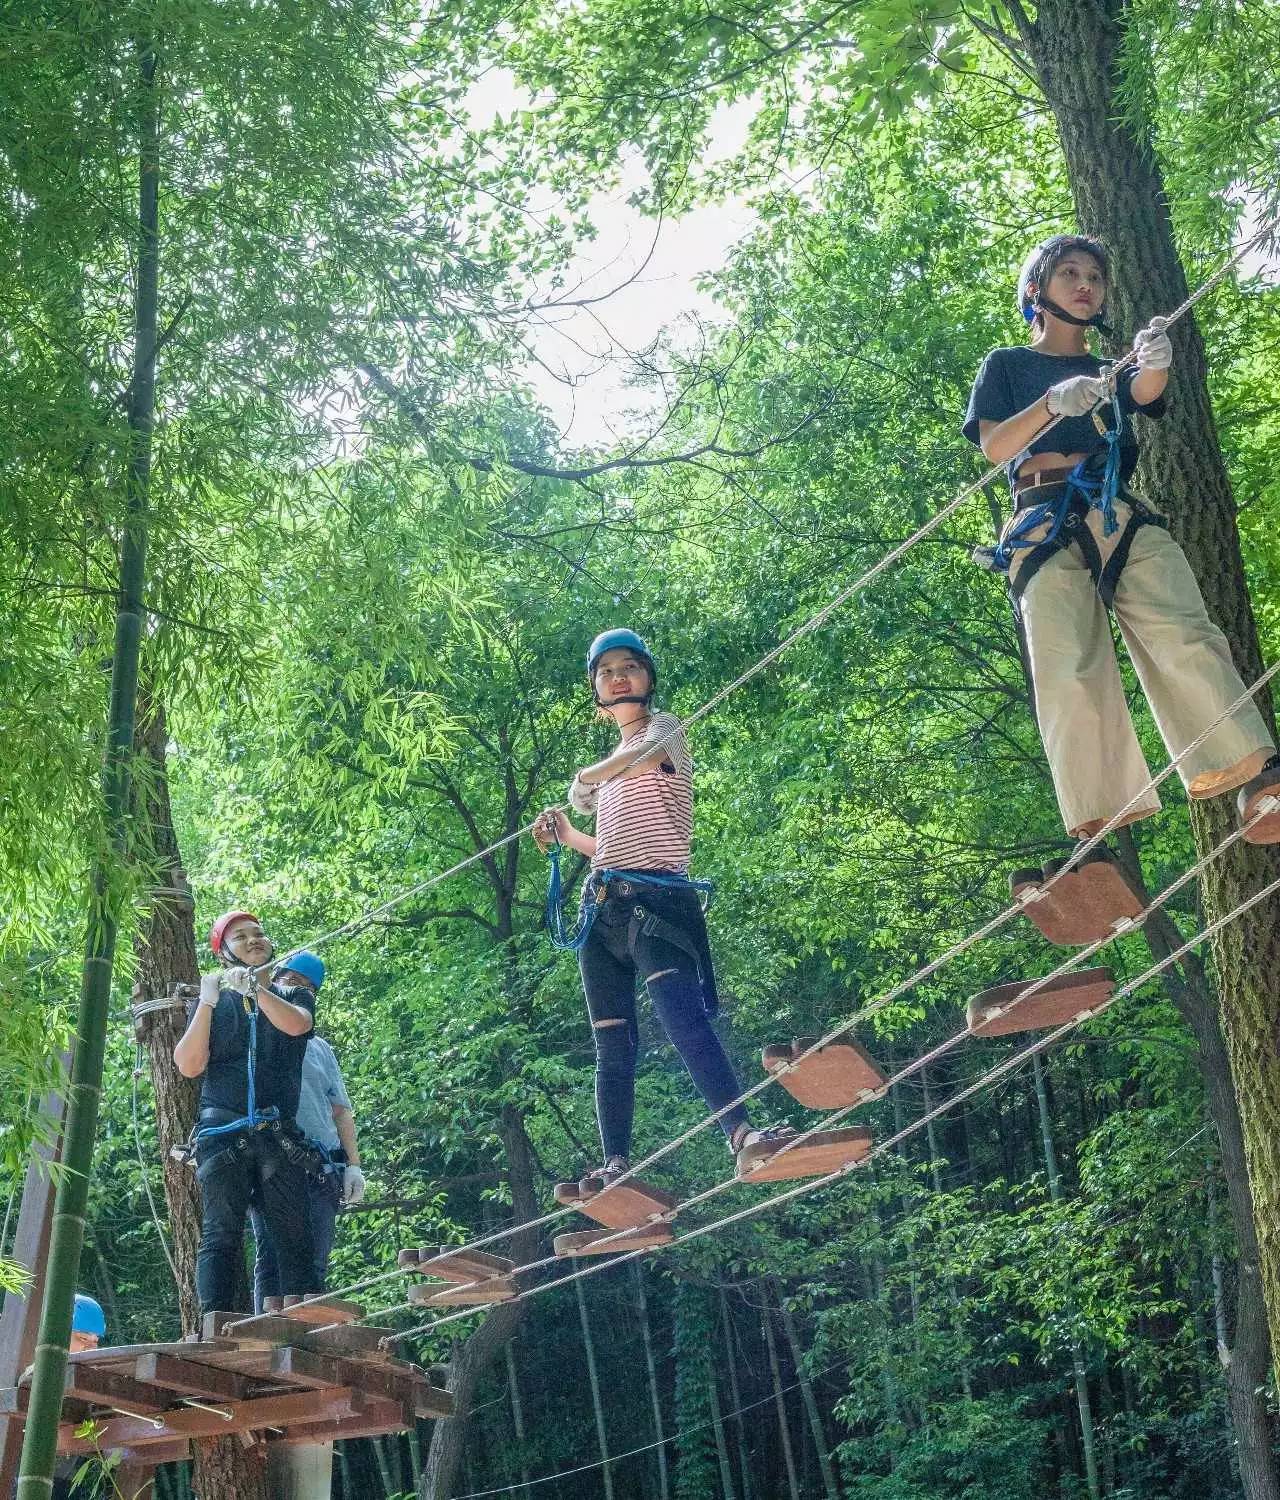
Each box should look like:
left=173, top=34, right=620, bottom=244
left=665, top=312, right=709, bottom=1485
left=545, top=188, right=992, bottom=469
left=0, top=1299, right=451, bottom=1467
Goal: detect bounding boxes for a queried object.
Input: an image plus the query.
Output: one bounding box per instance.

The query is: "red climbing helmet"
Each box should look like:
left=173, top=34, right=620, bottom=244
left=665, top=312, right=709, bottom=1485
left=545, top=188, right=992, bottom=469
left=209, top=909, right=260, bottom=959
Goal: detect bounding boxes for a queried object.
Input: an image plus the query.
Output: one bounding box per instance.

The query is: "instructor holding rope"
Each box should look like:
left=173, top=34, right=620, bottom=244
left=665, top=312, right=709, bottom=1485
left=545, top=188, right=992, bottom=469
left=173, top=910, right=320, bottom=1315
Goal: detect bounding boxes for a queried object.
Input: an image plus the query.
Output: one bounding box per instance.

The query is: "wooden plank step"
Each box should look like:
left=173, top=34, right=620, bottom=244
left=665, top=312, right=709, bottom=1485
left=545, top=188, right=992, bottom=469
left=554, top=1225, right=674, bottom=1257
left=203, top=1312, right=392, bottom=1359
left=401, top=1246, right=516, bottom=1283
left=967, top=967, right=1115, bottom=1037
left=1240, top=767, right=1280, bottom=845
left=407, top=1279, right=518, bottom=1307
left=762, top=1034, right=886, bottom=1109
left=552, top=1176, right=676, bottom=1230
left=273, top=1398, right=412, bottom=1445
left=272, top=1296, right=365, bottom=1327
left=1012, top=848, right=1144, bottom=946
left=737, top=1126, right=873, bottom=1183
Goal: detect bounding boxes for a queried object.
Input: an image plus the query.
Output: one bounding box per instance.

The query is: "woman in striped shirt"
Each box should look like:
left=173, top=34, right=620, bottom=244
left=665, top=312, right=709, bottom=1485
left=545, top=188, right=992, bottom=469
left=534, top=629, right=795, bottom=1187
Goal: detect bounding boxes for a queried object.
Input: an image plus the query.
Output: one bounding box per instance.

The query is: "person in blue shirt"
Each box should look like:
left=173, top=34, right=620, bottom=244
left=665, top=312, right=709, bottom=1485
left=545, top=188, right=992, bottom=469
left=249, top=951, right=366, bottom=1313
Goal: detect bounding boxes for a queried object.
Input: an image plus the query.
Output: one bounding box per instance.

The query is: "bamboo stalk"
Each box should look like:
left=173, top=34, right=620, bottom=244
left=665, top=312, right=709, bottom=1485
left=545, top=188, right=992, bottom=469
left=16, top=35, right=159, bottom=1498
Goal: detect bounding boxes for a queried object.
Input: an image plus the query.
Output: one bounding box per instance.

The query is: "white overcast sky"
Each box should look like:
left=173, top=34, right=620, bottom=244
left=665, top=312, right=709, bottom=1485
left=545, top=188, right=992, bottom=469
left=462, top=73, right=1278, bottom=448
left=465, top=70, right=760, bottom=445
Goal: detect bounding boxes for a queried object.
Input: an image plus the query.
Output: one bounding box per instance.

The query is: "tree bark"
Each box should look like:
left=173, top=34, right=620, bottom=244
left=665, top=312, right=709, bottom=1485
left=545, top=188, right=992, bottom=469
left=1016, top=0, right=1280, bottom=1379
left=504, top=1337, right=533, bottom=1500
left=762, top=1298, right=801, bottom=1500
left=640, top=1264, right=673, bottom=1500
left=770, top=1278, right=841, bottom=1500
left=718, top=1289, right=753, bottom=1500
left=420, top=1105, right=538, bottom=1499
left=131, top=697, right=270, bottom=1499
left=576, top=1271, right=617, bottom=1500
left=1112, top=832, right=1279, bottom=1498
left=1032, top=1053, right=1101, bottom=1500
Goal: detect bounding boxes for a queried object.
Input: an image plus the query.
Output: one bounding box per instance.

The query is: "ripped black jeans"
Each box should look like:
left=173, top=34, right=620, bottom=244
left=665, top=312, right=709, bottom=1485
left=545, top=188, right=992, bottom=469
left=578, top=881, right=748, bottom=1160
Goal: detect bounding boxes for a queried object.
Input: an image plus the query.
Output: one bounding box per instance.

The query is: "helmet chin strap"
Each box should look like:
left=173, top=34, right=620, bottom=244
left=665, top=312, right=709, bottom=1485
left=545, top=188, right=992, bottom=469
left=596, top=692, right=652, bottom=708
left=1035, top=294, right=1113, bottom=336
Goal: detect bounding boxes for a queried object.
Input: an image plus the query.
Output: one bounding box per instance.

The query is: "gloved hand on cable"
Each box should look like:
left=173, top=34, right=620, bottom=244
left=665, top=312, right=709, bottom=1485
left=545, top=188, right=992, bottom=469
left=341, top=1164, right=367, bottom=1206
left=198, top=972, right=222, bottom=1010
left=1133, top=316, right=1172, bottom=370
left=1045, top=375, right=1106, bottom=417
left=223, top=965, right=261, bottom=997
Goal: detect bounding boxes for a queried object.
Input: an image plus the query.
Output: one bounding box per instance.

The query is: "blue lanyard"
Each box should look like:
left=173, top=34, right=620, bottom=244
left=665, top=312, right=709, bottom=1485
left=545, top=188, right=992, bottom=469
left=545, top=846, right=713, bottom=953
left=195, top=985, right=281, bottom=1141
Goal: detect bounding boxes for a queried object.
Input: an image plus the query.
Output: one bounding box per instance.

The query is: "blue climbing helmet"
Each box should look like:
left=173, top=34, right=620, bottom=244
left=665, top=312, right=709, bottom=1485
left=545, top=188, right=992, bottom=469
left=273, top=949, right=325, bottom=991
left=586, top=629, right=657, bottom=707
left=1017, top=234, right=1112, bottom=334
left=72, top=1293, right=106, bottom=1340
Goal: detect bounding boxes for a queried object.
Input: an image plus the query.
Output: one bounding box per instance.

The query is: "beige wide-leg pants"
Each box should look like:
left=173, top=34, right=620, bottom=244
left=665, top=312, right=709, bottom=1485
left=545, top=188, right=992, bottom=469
left=1013, top=500, right=1274, bottom=838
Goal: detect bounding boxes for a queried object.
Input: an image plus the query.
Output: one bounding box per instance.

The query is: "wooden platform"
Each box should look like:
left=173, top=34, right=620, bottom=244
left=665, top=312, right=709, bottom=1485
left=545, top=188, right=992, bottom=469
left=396, top=1245, right=518, bottom=1305
left=1012, top=848, right=1145, bottom=945
left=1240, top=771, right=1280, bottom=845
left=554, top=1224, right=674, bottom=1256
left=737, top=1126, right=873, bottom=1183
left=967, top=967, right=1115, bottom=1037
left=0, top=1301, right=451, bottom=1465
left=553, top=1176, right=677, bottom=1230
left=762, top=1034, right=886, bottom=1109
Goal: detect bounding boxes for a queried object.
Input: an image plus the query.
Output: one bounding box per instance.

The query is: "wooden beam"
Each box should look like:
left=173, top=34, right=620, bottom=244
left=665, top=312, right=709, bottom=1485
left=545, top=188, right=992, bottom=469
left=133, top=1352, right=254, bottom=1402
left=57, top=1387, right=358, bottom=1452
left=267, top=1347, right=454, bottom=1420
left=63, top=1364, right=170, bottom=1413
left=271, top=1396, right=412, bottom=1445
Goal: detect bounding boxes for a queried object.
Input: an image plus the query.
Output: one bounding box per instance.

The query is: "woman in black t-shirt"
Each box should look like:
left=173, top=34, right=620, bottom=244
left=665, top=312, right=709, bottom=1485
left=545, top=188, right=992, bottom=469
left=963, top=234, right=1278, bottom=848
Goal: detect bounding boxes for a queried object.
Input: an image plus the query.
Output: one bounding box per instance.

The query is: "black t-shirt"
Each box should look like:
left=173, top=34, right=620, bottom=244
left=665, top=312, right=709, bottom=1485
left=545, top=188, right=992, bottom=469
left=962, top=345, right=1167, bottom=486
left=197, top=981, right=315, bottom=1122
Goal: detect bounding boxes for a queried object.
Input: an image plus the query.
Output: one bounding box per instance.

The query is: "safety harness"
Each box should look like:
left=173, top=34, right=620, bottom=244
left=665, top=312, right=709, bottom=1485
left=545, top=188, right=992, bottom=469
left=195, top=983, right=280, bottom=1143
left=545, top=845, right=718, bottom=1014
left=974, top=371, right=1165, bottom=610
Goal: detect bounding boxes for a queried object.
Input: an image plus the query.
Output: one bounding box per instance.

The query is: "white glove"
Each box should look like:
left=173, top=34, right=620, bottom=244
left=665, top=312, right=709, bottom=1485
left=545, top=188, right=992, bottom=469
left=1045, top=375, right=1105, bottom=418
left=223, top=965, right=257, bottom=996
left=342, top=1164, right=367, bottom=1205
left=1133, top=318, right=1172, bottom=370
left=569, top=775, right=599, bottom=815
left=198, top=972, right=222, bottom=1009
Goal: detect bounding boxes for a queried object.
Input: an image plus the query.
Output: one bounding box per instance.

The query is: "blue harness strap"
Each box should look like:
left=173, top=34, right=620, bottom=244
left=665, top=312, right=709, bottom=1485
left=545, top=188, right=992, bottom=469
left=990, top=375, right=1126, bottom=576
left=194, top=987, right=281, bottom=1142
left=545, top=844, right=713, bottom=954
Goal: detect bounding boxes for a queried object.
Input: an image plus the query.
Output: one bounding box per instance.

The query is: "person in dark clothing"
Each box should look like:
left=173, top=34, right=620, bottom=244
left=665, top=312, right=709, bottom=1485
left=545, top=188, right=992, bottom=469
left=963, top=233, right=1280, bottom=845
left=173, top=909, right=320, bottom=1315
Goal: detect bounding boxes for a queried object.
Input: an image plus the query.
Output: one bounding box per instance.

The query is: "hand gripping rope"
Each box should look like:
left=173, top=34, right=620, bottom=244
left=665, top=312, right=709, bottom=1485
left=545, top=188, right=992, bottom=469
left=218, top=211, right=1280, bottom=1328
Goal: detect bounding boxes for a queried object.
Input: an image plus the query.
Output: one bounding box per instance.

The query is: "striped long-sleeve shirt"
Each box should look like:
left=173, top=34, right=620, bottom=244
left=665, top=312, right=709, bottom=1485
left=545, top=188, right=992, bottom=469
left=590, top=712, right=692, bottom=873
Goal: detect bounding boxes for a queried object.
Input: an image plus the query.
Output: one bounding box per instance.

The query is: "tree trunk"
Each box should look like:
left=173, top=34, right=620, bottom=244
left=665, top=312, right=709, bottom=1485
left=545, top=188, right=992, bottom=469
left=575, top=1270, right=617, bottom=1500
left=1113, top=831, right=1279, bottom=1497
left=15, top=37, right=159, bottom=1497
left=505, top=1337, right=533, bottom=1500
left=1032, top=1053, right=1101, bottom=1500
left=639, top=1264, right=673, bottom=1500
left=421, top=1105, right=537, bottom=1499
left=1016, top=0, right=1280, bottom=1377
left=920, top=1067, right=974, bottom=1403
left=130, top=697, right=269, bottom=1497
left=770, top=1278, right=841, bottom=1500
left=762, top=1300, right=801, bottom=1500
left=718, top=1290, right=754, bottom=1500
left=706, top=1354, right=736, bottom=1500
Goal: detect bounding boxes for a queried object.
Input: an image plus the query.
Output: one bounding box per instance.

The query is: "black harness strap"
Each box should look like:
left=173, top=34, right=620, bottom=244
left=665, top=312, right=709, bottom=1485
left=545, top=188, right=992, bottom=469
left=625, top=903, right=719, bottom=1018
left=1007, top=491, right=1166, bottom=612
